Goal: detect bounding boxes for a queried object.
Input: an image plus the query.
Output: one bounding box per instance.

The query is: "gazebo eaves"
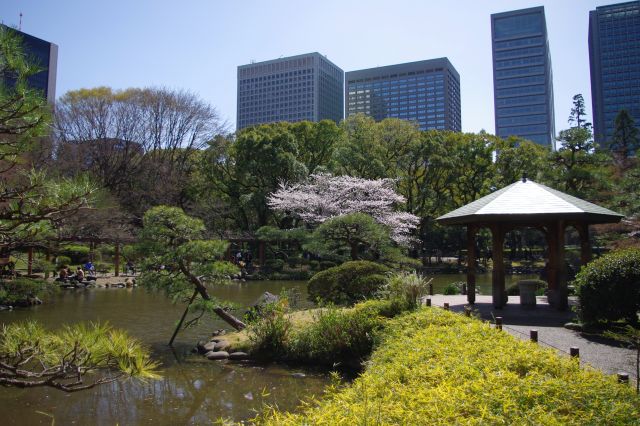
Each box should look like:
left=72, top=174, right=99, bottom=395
left=436, top=179, right=624, bottom=227
left=436, top=211, right=624, bottom=227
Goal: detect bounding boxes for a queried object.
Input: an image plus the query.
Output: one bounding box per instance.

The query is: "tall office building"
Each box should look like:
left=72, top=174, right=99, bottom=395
left=589, top=1, right=640, bottom=145
left=491, top=7, right=555, bottom=148
left=1, top=24, right=58, bottom=102
left=345, top=58, right=461, bottom=131
left=237, top=52, right=343, bottom=130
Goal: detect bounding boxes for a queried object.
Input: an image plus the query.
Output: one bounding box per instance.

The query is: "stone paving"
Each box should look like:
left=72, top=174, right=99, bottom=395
left=427, top=294, right=637, bottom=385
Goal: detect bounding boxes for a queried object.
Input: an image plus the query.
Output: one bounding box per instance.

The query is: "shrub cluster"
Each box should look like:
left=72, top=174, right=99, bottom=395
left=574, top=248, right=640, bottom=325
left=247, top=298, right=291, bottom=359
left=290, top=305, right=383, bottom=367
left=257, top=308, right=640, bottom=425
left=0, top=278, right=55, bottom=305
left=58, top=244, right=90, bottom=264
left=246, top=296, right=414, bottom=367
left=308, top=261, right=389, bottom=305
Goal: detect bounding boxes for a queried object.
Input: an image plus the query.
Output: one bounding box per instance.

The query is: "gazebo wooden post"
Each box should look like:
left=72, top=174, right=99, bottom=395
left=546, top=221, right=568, bottom=310
left=27, top=247, right=33, bottom=276
left=576, top=222, right=592, bottom=267
left=258, top=241, right=265, bottom=266
left=44, top=249, right=51, bottom=279
left=114, top=243, right=120, bottom=277
left=490, top=224, right=506, bottom=308
left=466, top=225, right=477, bottom=305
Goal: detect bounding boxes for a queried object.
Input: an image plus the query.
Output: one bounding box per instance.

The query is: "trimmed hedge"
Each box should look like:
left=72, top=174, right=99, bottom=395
left=58, top=244, right=90, bottom=264
left=308, top=261, right=389, bottom=305
left=257, top=308, right=640, bottom=425
left=574, top=248, right=640, bottom=324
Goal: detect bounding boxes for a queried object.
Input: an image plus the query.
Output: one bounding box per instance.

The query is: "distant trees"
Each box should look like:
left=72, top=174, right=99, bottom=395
left=54, top=87, right=223, bottom=218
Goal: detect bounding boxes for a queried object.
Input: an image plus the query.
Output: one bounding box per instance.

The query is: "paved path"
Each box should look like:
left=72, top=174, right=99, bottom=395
left=427, top=294, right=637, bottom=385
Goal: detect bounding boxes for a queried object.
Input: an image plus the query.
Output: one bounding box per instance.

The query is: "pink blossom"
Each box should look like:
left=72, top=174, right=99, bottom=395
left=268, top=173, right=419, bottom=245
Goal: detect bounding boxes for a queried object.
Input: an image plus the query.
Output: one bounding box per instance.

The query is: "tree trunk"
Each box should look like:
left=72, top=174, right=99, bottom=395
left=178, top=261, right=246, bottom=330
left=350, top=243, right=359, bottom=261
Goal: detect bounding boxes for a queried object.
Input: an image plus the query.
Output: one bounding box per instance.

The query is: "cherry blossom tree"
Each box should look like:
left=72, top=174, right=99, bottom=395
left=267, top=173, right=419, bottom=245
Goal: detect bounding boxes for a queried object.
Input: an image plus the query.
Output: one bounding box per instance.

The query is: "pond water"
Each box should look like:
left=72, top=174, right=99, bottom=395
left=0, top=273, right=533, bottom=425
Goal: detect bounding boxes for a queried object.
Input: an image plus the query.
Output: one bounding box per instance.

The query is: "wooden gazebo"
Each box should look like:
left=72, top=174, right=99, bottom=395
left=436, top=178, right=624, bottom=310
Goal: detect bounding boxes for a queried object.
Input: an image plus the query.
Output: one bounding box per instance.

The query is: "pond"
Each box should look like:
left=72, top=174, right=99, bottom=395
left=0, top=273, right=533, bottom=425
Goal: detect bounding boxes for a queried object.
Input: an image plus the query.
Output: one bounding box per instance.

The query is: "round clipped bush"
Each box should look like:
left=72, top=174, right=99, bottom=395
left=59, top=244, right=90, bottom=264
left=574, top=248, right=640, bottom=325
left=265, top=259, right=285, bottom=272
left=308, top=261, right=389, bottom=305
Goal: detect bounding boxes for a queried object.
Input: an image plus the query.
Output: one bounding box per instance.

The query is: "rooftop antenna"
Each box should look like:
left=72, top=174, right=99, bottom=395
left=18, top=12, right=22, bottom=30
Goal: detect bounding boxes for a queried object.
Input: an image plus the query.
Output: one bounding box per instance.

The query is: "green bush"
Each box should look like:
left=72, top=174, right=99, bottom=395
left=31, top=259, right=56, bottom=274
left=265, top=259, right=285, bottom=272
left=55, top=256, right=72, bottom=267
left=258, top=308, right=640, bottom=425
left=443, top=282, right=461, bottom=295
left=380, top=272, right=430, bottom=309
left=574, top=248, right=640, bottom=325
left=290, top=305, right=383, bottom=367
left=0, top=278, right=56, bottom=305
left=247, top=299, right=291, bottom=358
left=309, top=260, right=320, bottom=271
left=351, top=298, right=410, bottom=319
left=319, top=261, right=337, bottom=270
left=308, top=261, right=389, bottom=305
left=58, top=245, right=90, bottom=264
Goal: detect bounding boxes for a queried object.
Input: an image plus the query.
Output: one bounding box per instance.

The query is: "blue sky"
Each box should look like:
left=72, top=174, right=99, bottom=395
left=0, top=0, right=623, bottom=134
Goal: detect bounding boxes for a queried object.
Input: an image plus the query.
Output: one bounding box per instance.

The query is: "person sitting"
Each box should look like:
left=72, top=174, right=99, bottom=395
left=125, top=260, right=135, bottom=276
left=84, top=261, right=96, bottom=277
left=75, top=267, right=85, bottom=283
left=56, top=267, right=69, bottom=282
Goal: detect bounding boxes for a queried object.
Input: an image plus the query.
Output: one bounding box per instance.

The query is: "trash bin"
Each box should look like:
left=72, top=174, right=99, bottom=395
left=518, top=280, right=538, bottom=307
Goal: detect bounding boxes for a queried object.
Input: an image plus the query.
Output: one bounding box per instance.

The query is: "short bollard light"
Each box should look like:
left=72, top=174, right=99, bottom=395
left=426, top=298, right=432, bottom=307
left=443, top=302, right=450, bottom=311
left=617, top=372, right=629, bottom=384
left=495, top=317, right=503, bottom=331
left=530, top=329, right=538, bottom=343
left=570, top=347, right=580, bottom=358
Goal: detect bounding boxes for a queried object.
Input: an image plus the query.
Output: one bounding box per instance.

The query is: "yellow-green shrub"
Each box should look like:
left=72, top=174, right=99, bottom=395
left=256, top=308, right=640, bottom=425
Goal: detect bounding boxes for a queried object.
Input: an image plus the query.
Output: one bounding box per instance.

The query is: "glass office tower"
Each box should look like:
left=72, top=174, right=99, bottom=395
left=589, top=1, right=640, bottom=145
left=345, top=58, right=461, bottom=131
left=237, top=52, right=343, bottom=130
left=1, top=24, right=58, bottom=102
left=491, top=7, right=555, bottom=149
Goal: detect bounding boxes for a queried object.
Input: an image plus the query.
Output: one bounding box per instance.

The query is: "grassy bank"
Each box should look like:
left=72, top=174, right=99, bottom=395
left=254, top=307, right=640, bottom=425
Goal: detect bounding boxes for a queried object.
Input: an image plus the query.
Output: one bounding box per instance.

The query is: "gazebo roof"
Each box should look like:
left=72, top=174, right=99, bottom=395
left=436, top=179, right=624, bottom=226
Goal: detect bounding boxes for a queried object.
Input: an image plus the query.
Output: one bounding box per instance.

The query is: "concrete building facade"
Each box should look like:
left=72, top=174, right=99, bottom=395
left=345, top=58, right=461, bottom=131
left=589, top=1, right=640, bottom=145
left=1, top=24, right=58, bottom=102
left=237, top=52, right=343, bottom=130
left=491, top=6, right=555, bottom=148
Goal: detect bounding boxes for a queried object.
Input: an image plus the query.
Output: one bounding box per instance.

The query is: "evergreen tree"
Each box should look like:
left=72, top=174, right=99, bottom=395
left=609, top=109, right=639, bottom=163
left=568, top=94, right=592, bottom=130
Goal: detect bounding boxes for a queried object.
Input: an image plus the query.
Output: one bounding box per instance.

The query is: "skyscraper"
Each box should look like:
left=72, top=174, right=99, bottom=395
left=491, top=7, right=555, bottom=148
left=345, top=58, right=461, bottom=131
left=1, top=24, right=58, bottom=102
left=237, top=52, right=343, bottom=130
left=589, top=1, right=640, bottom=145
